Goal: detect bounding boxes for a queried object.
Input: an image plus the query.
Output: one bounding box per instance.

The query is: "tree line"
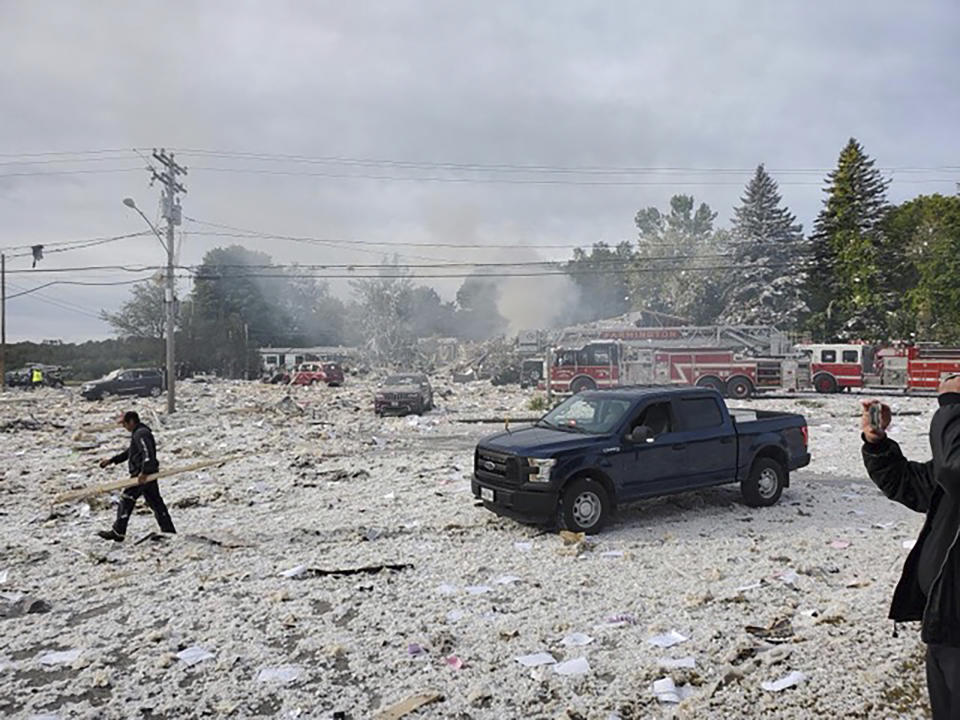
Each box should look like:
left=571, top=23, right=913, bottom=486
left=567, top=138, right=960, bottom=344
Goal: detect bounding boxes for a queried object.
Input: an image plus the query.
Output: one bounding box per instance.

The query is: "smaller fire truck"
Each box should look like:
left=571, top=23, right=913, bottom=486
left=545, top=340, right=808, bottom=398
left=798, top=343, right=960, bottom=392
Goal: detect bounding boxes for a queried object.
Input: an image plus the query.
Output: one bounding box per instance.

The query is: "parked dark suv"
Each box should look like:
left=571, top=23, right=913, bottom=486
left=374, top=374, right=433, bottom=416
left=81, top=368, right=164, bottom=400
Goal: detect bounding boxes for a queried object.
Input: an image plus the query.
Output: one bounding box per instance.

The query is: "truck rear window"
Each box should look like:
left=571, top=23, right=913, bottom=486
left=677, top=397, right=724, bottom=430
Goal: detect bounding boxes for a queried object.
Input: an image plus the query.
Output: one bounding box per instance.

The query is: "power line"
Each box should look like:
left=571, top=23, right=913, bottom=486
left=0, top=148, right=140, bottom=159
left=0, top=153, right=143, bottom=167
left=5, top=277, right=154, bottom=299
left=0, top=230, right=152, bottom=253
left=0, top=250, right=763, bottom=276
left=180, top=262, right=799, bottom=281
left=183, top=216, right=762, bottom=251
left=4, top=282, right=107, bottom=320
left=1, top=146, right=957, bottom=175
left=0, top=167, right=145, bottom=179
left=5, top=161, right=951, bottom=187
left=169, top=148, right=960, bottom=176
left=184, top=165, right=959, bottom=187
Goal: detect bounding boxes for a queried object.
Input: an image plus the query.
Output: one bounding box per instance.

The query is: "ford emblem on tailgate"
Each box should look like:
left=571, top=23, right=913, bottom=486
left=482, top=460, right=496, bottom=471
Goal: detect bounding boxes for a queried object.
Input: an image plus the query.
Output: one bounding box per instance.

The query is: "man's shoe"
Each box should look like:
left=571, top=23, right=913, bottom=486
left=97, top=529, right=125, bottom=542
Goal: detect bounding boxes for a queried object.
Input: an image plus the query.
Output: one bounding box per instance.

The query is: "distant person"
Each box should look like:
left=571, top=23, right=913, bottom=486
left=861, top=376, right=960, bottom=719
left=97, top=410, right=176, bottom=541
left=30, top=367, right=43, bottom=388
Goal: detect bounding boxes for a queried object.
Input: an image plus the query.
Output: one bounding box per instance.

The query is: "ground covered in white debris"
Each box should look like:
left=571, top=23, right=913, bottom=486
left=0, top=380, right=941, bottom=719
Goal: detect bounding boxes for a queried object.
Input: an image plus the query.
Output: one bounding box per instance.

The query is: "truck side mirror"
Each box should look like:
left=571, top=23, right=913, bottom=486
left=627, top=425, right=654, bottom=444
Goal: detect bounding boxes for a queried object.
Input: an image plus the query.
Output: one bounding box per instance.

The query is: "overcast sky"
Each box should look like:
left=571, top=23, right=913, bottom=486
left=1, top=1, right=958, bottom=341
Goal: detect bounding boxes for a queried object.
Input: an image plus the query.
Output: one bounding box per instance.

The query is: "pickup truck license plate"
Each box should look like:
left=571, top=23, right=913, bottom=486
left=481, top=487, right=494, bottom=502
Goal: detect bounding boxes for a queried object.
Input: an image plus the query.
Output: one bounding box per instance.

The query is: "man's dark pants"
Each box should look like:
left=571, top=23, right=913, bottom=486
left=112, top=480, right=176, bottom=537
left=927, top=644, right=960, bottom=718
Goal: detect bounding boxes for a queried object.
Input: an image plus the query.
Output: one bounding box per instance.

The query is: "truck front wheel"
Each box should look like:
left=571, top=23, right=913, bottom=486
left=813, top=373, right=838, bottom=394
left=741, top=458, right=786, bottom=507
left=558, top=477, right=611, bottom=533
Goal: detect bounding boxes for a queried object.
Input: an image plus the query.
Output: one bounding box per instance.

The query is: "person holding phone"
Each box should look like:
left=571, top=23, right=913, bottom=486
left=861, top=375, right=960, bottom=718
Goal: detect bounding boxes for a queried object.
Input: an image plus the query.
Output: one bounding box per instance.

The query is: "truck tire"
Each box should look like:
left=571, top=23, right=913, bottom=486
left=149, top=386, right=162, bottom=398
left=726, top=376, right=754, bottom=399
left=696, top=376, right=726, bottom=395
left=558, top=477, right=611, bottom=533
left=741, top=458, right=786, bottom=507
left=570, top=377, right=597, bottom=394
left=813, top=373, right=838, bottom=394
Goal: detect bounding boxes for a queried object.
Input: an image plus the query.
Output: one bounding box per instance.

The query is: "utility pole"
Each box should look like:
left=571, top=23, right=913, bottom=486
left=149, top=149, right=187, bottom=414
left=1, top=253, right=5, bottom=394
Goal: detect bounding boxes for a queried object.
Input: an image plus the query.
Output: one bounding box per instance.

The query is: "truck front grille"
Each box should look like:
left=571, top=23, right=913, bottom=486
left=475, top=448, right=520, bottom=484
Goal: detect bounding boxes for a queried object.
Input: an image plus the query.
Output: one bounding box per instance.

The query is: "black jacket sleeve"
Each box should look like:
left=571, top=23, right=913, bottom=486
left=110, top=449, right=129, bottom=465
left=862, top=436, right=935, bottom=514
left=930, top=399, right=960, bottom=498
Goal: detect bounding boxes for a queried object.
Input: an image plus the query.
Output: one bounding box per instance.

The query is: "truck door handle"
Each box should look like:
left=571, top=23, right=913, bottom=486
left=720, top=437, right=734, bottom=444
left=672, top=443, right=687, bottom=451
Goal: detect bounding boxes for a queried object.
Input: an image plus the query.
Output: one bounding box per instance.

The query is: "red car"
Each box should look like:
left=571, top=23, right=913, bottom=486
left=289, top=362, right=345, bottom=387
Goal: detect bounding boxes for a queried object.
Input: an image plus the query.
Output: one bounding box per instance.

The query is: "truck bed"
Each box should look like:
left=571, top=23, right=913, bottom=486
left=730, top=408, right=809, bottom=472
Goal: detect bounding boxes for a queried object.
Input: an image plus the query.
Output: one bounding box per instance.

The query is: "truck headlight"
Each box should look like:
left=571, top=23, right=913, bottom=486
left=527, top=457, right=556, bottom=483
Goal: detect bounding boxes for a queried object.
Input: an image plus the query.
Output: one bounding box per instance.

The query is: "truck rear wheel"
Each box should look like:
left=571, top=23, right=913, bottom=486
left=741, top=458, right=786, bottom=507
left=726, top=376, right=754, bottom=399
left=558, top=477, right=610, bottom=533
left=570, top=377, right=597, bottom=394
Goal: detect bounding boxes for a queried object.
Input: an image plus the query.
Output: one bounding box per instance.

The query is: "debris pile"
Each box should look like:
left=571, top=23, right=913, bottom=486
left=0, top=381, right=936, bottom=718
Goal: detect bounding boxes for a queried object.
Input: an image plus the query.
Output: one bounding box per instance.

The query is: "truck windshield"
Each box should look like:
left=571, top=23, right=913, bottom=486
left=539, top=396, right=632, bottom=434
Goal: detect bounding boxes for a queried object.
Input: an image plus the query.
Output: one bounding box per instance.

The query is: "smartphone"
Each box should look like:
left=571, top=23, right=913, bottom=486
left=868, top=402, right=883, bottom=432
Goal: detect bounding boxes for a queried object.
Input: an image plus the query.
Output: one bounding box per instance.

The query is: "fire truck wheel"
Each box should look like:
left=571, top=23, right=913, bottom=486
left=696, top=376, right=726, bottom=395
left=813, top=373, right=838, bottom=394
left=726, top=376, right=754, bottom=399
left=558, top=477, right=610, bottom=532
left=570, top=377, right=597, bottom=394
left=741, top=458, right=786, bottom=507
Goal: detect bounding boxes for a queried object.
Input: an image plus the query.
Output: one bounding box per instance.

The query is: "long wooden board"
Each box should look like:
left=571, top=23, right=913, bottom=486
left=53, top=454, right=248, bottom=504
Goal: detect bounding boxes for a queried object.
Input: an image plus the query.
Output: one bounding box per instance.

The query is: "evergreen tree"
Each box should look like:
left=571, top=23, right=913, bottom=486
left=720, top=165, right=807, bottom=327
left=806, top=138, right=891, bottom=339
left=885, top=194, right=960, bottom=342
left=631, top=194, right=726, bottom=323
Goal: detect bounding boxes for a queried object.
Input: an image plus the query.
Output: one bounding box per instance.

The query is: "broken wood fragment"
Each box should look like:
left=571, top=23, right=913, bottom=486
left=374, top=691, right=443, bottom=720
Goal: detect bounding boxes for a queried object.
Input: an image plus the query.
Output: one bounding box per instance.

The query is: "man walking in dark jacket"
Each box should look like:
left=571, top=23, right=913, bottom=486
left=862, top=376, right=960, bottom=719
left=97, top=411, right=176, bottom=541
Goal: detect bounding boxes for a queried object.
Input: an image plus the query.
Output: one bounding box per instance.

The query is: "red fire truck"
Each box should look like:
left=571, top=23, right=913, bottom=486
left=798, top=343, right=960, bottom=392
left=545, top=340, right=808, bottom=398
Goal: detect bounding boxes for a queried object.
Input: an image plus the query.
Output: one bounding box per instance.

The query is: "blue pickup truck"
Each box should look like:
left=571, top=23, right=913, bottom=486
left=472, top=386, right=810, bottom=532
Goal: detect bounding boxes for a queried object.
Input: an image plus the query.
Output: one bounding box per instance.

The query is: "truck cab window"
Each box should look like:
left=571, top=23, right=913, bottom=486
left=677, top=397, right=724, bottom=430
left=630, top=401, right=673, bottom=437
left=591, top=347, right=611, bottom=365
left=842, top=350, right=859, bottom=363
left=821, top=350, right=836, bottom=363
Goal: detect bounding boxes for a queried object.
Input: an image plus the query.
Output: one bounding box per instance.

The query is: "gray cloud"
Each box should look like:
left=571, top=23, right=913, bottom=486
left=1, top=0, right=957, bottom=340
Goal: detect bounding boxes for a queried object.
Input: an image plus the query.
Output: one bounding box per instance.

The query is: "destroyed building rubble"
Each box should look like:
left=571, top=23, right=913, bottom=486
left=0, top=378, right=936, bottom=718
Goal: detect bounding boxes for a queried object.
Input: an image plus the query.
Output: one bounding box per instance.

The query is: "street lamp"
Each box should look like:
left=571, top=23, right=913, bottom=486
left=123, top=198, right=167, bottom=252
left=123, top=197, right=177, bottom=414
